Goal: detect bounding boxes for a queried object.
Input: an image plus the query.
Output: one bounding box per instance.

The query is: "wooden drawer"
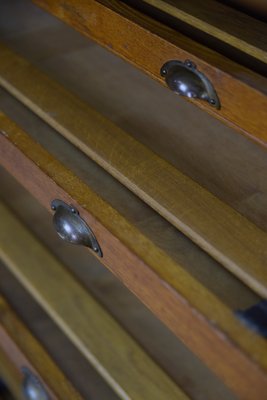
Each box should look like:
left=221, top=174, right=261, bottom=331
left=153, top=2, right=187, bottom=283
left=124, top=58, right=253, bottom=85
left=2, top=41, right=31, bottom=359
left=0, top=167, right=241, bottom=400
left=0, top=1, right=267, bottom=400
left=30, top=0, right=267, bottom=149
left=0, top=189, right=193, bottom=399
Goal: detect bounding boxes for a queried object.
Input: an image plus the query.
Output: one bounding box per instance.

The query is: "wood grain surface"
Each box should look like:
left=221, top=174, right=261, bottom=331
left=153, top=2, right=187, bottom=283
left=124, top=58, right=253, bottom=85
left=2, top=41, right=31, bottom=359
left=32, top=0, right=267, bottom=149
left=1, top=43, right=267, bottom=298
left=0, top=114, right=267, bottom=399
left=0, top=295, right=82, bottom=400
left=0, top=202, right=189, bottom=400
left=141, top=0, right=267, bottom=63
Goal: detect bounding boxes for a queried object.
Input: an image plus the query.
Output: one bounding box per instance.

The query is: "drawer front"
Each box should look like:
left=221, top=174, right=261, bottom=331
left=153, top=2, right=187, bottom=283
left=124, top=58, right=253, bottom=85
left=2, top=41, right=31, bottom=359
left=33, top=0, right=267, bottom=148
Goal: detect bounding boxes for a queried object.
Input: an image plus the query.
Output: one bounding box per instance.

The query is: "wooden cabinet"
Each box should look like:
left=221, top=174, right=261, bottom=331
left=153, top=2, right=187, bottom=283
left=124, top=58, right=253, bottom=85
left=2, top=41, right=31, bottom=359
left=0, top=1, right=267, bottom=399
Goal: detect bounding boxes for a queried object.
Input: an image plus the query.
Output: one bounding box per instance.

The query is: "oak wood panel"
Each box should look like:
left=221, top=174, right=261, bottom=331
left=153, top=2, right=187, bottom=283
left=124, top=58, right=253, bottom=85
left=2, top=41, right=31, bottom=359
left=141, top=0, right=267, bottom=63
left=0, top=115, right=267, bottom=399
left=1, top=43, right=267, bottom=298
left=0, top=202, right=188, bottom=400
left=32, top=0, right=267, bottom=149
left=0, top=295, right=82, bottom=400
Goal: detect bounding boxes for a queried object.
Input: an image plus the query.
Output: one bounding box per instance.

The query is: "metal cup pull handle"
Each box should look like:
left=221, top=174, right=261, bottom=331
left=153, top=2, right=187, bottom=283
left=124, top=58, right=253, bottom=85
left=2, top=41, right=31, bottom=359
left=160, top=59, right=221, bottom=109
left=22, top=367, right=50, bottom=400
left=51, top=199, right=103, bottom=257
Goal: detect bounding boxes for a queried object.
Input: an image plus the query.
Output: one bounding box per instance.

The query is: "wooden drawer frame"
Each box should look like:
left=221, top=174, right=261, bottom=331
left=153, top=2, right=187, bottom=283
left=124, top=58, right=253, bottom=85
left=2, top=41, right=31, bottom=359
left=1, top=2, right=267, bottom=399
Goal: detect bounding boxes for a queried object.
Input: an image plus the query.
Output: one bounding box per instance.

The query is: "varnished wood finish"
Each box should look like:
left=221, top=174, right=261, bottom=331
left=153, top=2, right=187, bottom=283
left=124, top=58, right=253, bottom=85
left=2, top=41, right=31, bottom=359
left=141, top=0, right=267, bottom=63
left=0, top=295, right=82, bottom=400
left=0, top=114, right=267, bottom=399
left=32, top=0, right=267, bottom=149
left=1, top=43, right=267, bottom=298
left=0, top=202, right=189, bottom=400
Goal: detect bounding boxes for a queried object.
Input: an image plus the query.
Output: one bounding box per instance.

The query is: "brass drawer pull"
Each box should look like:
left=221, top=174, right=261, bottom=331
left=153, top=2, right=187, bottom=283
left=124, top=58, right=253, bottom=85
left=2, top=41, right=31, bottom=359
left=22, top=367, right=50, bottom=400
left=51, top=199, right=102, bottom=257
left=160, top=60, right=221, bottom=109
